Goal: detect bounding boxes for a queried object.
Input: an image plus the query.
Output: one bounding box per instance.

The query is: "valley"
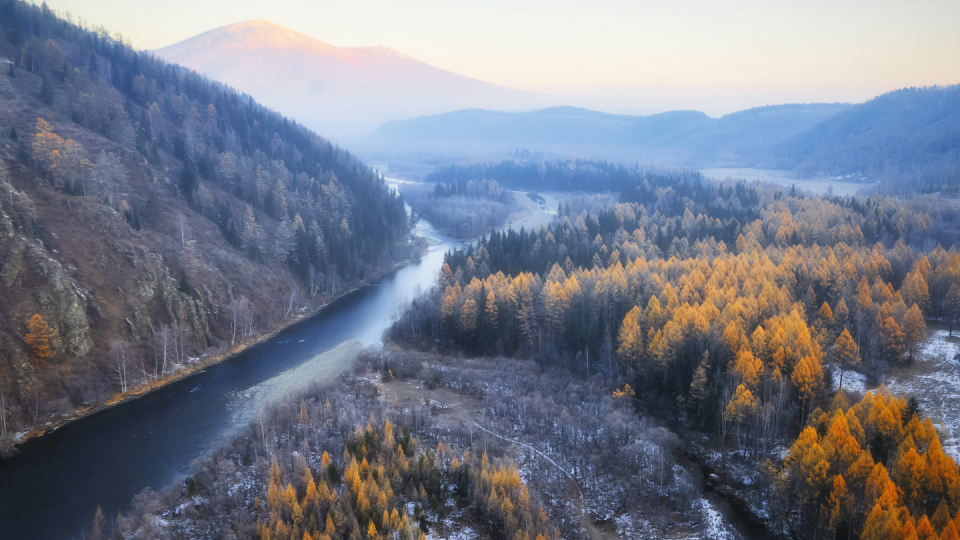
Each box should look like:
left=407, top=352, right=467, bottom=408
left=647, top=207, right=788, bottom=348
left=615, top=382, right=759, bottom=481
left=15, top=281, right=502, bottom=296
left=2, top=2, right=960, bottom=540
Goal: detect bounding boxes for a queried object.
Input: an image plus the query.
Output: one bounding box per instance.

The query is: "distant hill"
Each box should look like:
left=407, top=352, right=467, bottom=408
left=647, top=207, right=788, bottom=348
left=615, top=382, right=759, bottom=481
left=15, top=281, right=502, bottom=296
left=774, top=85, right=960, bottom=189
left=154, top=20, right=558, bottom=138
left=359, top=103, right=851, bottom=169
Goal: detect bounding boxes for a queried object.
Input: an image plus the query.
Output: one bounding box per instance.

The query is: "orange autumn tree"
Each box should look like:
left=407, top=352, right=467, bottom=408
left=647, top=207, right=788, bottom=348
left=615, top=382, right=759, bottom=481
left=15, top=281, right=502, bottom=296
left=834, top=329, right=860, bottom=390
left=25, top=314, right=56, bottom=363
left=776, top=389, right=960, bottom=539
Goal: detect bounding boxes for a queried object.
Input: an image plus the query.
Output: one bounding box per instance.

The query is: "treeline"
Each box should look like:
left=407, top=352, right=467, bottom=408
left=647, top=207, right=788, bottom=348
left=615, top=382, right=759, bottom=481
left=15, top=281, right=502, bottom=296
left=400, top=179, right=519, bottom=239
left=393, top=173, right=960, bottom=465
left=771, top=389, right=960, bottom=540
left=425, top=159, right=705, bottom=194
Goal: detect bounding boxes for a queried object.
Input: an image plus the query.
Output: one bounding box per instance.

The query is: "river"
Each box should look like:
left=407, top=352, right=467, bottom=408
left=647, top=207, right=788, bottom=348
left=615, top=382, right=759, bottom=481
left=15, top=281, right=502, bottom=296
left=0, top=180, right=464, bottom=540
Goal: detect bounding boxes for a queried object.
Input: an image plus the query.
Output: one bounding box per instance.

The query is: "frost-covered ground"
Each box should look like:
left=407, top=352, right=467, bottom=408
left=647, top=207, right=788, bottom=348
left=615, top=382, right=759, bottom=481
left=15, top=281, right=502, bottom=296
left=885, top=329, right=960, bottom=460
left=829, top=364, right=869, bottom=395
left=700, top=499, right=736, bottom=540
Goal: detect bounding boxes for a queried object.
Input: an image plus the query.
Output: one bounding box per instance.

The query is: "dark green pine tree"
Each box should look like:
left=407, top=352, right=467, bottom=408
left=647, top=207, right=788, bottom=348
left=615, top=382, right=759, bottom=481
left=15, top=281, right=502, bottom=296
left=179, top=160, right=199, bottom=206
left=40, top=73, right=54, bottom=104
left=88, top=54, right=99, bottom=79
left=178, top=269, right=192, bottom=295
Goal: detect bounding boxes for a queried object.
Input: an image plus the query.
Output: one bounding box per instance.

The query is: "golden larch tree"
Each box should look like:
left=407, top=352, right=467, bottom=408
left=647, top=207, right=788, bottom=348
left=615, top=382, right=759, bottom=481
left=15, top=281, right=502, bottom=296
left=834, top=329, right=860, bottom=390
left=25, top=313, right=56, bottom=363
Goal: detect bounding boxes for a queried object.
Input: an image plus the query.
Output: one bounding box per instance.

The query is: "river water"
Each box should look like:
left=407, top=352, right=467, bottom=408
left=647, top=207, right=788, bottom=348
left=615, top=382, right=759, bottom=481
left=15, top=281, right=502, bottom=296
left=0, top=182, right=462, bottom=540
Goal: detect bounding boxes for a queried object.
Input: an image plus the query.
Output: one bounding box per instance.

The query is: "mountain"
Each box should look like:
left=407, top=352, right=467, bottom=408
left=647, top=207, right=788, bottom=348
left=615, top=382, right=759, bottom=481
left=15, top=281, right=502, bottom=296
left=358, top=103, right=851, bottom=170
left=0, top=1, right=411, bottom=453
left=154, top=20, right=558, bottom=138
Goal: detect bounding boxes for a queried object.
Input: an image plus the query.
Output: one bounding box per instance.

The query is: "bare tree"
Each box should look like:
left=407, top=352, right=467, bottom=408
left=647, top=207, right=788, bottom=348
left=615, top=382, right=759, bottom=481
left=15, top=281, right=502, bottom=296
left=177, top=213, right=191, bottom=248
left=284, top=286, right=298, bottom=319
left=226, top=296, right=251, bottom=347
left=152, top=325, right=172, bottom=377
left=109, top=339, right=132, bottom=394
left=92, top=150, right=124, bottom=204
left=308, top=264, right=324, bottom=299
left=171, top=320, right=192, bottom=365
left=0, top=387, right=7, bottom=439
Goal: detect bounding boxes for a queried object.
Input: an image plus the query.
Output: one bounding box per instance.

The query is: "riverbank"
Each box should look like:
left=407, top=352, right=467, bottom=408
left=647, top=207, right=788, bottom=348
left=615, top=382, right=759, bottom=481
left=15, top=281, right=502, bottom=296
left=0, top=243, right=426, bottom=457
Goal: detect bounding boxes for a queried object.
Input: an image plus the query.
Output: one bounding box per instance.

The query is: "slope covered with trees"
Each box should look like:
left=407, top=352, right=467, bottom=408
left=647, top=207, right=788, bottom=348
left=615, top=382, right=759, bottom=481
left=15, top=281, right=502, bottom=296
left=368, top=85, right=960, bottom=197
left=0, top=0, right=410, bottom=452
left=777, top=85, right=960, bottom=194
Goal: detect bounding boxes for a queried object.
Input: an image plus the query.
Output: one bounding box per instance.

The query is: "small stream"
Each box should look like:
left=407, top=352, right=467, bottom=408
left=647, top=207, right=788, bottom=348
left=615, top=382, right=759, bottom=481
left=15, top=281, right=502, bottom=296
left=688, top=452, right=776, bottom=540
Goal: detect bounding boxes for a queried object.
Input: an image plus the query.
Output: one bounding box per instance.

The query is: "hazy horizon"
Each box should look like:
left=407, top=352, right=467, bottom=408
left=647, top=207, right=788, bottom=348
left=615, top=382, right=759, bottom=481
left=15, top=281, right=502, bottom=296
left=39, top=0, right=960, bottom=118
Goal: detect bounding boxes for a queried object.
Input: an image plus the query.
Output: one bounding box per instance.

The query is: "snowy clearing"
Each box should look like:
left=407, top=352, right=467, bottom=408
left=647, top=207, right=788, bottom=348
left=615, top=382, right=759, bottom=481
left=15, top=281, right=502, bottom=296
left=829, top=364, right=868, bottom=395
left=884, top=329, right=960, bottom=461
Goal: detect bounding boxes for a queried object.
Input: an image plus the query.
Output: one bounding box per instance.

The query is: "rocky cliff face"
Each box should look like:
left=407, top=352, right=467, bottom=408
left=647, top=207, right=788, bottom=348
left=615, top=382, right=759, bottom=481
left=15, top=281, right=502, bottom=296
left=0, top=163, right=217, bottom=404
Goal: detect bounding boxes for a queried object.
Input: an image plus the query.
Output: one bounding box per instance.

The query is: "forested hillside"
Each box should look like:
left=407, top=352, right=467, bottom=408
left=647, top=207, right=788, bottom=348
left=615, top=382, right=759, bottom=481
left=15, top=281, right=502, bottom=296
left=0, top=0, right=410, bottom=452
left=777, top=85, right=960, bottom=194
left=367, top=86, right=960, bottom=196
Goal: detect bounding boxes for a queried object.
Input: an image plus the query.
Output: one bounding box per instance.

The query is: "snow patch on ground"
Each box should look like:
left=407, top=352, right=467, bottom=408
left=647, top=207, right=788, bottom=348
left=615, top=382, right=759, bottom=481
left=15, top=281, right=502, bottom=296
left=430, top=523, right=480, bottom=540
left=829, top=364, right=868, bottom=394
left=885, top=330, right=960, bottom=461
left=700, top=498, right=736, bottom=540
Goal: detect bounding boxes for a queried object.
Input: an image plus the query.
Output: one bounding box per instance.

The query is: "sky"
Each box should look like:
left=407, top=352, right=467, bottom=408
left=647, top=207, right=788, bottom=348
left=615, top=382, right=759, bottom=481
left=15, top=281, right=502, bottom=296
left=40, top=0, right=960, bottom=116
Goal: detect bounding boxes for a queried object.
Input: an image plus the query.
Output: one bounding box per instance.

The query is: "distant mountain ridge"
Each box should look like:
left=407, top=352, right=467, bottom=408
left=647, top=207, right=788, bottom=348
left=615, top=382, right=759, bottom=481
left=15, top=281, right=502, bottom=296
left=361, top=85, right=960, bottom=185
left=154, top=20, right=559, bottom=138
left=359, top=103, right=852, bottom=169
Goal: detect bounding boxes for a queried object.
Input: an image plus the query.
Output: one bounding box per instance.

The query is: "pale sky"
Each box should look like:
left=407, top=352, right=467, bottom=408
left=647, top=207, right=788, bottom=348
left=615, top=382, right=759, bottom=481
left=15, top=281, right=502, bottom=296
left=41, top=0, right=960, bottom=116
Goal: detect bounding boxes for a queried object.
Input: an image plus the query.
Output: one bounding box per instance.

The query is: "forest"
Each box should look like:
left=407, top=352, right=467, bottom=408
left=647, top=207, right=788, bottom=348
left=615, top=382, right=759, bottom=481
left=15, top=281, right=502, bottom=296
left=0, top=0, right=411, bottom=452
left=424, top=160, right=672, bottom=194
left=776, top=85, right=960, bottom=196
left=388, top=165, right=960, bottom=538
left=3, top=2, right=960, bottom=539
left=399, top=178, right=521, bottom=239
